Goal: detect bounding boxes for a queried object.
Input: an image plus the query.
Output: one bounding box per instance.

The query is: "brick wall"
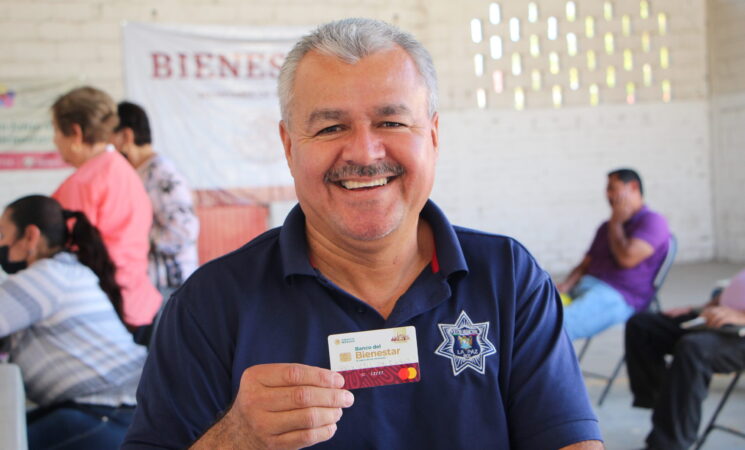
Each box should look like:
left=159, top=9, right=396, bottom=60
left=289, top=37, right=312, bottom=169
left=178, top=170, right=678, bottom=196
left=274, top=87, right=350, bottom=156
left=433, top=102, right=714, bottom=272
left=708, top=0, right=745, bottom=263
left=0, top=0, right=730, bottom=273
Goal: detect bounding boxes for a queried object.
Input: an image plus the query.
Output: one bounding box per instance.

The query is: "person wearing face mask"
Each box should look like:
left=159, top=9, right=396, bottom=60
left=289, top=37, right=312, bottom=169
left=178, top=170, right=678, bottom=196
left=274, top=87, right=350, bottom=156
left=0, top=195, right=146, bottom=450
left=110, top=101, right=199, bottom=302
left=50, top=86, right=161, bottom=338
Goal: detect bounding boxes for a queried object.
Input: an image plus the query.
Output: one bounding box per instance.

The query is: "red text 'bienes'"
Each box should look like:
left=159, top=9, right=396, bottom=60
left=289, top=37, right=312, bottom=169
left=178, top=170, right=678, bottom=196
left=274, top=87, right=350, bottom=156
left=150, top=52, right=285, bottom=79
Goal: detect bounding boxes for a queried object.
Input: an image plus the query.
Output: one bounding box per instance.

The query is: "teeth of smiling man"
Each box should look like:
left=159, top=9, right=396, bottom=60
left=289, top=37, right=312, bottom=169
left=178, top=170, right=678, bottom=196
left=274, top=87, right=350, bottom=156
left=340, top=178, right=389, bottom=190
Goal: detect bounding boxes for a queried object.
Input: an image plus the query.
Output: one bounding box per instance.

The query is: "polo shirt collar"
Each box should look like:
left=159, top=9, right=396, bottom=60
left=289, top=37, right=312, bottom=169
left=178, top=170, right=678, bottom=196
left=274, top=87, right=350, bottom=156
left=279, top=199, right=469, bottom=280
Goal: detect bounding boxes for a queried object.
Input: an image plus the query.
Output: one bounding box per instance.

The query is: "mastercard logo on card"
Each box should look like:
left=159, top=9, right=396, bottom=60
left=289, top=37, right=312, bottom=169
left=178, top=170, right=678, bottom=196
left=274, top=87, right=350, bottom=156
left=328, top=326, right=421, bottom=390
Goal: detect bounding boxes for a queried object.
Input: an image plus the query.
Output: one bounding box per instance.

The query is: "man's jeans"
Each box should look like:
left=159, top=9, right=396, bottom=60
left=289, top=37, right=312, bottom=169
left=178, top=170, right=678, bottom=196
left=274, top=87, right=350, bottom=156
left=563, top=275, right=635, bottom=340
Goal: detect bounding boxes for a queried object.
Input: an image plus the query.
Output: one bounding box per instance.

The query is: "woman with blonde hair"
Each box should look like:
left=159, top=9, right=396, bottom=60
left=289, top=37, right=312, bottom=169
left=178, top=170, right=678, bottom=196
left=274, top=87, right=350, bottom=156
left=51, top=86, right=161, bottom=338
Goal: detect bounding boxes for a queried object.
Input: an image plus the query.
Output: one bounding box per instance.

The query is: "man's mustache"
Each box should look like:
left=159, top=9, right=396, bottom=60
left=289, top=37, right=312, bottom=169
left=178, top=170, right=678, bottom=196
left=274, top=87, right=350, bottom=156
left=324, top=162, right=405, bottom=183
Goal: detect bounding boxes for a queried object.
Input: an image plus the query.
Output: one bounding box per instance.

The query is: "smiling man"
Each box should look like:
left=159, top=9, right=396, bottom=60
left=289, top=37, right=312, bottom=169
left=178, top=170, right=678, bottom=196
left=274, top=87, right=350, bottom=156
left=124, top=18, right=603, bottom=449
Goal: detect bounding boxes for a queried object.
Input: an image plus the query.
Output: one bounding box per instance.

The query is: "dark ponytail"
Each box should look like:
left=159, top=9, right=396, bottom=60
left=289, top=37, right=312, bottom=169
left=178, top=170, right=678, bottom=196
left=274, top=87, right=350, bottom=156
left=62, top=210, right=123, bottom=320
left=7, top=195, right=123, bottom=321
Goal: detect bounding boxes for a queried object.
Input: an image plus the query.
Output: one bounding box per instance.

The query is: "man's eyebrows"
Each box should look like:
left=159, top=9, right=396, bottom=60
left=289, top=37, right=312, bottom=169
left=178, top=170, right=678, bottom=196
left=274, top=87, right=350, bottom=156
left=306, top=109, right=347, bottom=128
left=375, top=104, right=412, bottom=116
left=304, top=104, right=413, bottom=128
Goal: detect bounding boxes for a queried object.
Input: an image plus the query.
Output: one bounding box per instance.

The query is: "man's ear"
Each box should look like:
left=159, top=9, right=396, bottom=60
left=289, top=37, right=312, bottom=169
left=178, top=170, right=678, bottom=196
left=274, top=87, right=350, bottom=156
left=279, top=120, right=295, bottom=178
left=430, top=112, right=439, bottom=155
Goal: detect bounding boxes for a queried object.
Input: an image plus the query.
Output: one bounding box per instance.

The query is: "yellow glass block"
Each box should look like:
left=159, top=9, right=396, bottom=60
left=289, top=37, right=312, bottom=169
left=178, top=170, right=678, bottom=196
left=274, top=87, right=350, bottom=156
left=640, top=0, right=650, bottom=19
left=626, top=82, right=636, bottom=105
left=531, top=69, right=542, bottom=91
left=477, top=88, right=487, bottom=109
left=585, top=16, right=595, bottom=38
left=474, top=54, right=484, bottom=77
left=660, top=47, right=669, bottom=69
left=587, top=50, right=597, bottom=70
left=623, top=49, right=633, bottom=71
left=566, top=1, right=577, bottom=22
left=643, top=63, right=652, bottom=86
left=606, top=66, right=616, bottom=88
left=622, top=15, right=631, bottom=36
left=604, top=1, right=613, bottom=20
left=567, top=33, right=578, bottom=56
left=510, top=17, right=521, bottom=42
left=658, top=13, right=667, bottom=35
left=548, top=16, right=558, bottom=40
left=514, top=87, right=525, bottom=110
left=471, top=19, right=483, bottom=43
left=489, top=3, right=501, bottom=24
left=490, top=36, right=503, bottom=59
left=549, top=52, right=560, bottom=74
left=552, top=85, right=563, bottom=108
left=605, top=32, right=615, bottom=55
left=512, top=52, right=522, bottom=75
left=530, top=35, right=540, bottom=57
left=590, top=83, right=600, bottom=106
left=528, top=3, right=539, bottom=23
left=662, top=79, right=671, bottom=102
left=493, top=70, right=504, bottom=93
left=569, top=67, right=580, bottom=90
left=641, top=32, right=651, bottom=52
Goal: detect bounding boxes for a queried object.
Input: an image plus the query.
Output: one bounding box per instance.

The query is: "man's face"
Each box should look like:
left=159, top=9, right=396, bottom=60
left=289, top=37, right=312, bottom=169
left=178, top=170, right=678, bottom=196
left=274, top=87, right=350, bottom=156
left=606, top=175, right=635, bottom=206
left=280, top=46, right=439, bottom=242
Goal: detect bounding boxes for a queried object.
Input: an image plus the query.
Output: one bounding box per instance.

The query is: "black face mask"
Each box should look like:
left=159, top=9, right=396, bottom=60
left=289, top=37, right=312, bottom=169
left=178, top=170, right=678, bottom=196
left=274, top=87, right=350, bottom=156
left=0, top=245, right=27, bottom=274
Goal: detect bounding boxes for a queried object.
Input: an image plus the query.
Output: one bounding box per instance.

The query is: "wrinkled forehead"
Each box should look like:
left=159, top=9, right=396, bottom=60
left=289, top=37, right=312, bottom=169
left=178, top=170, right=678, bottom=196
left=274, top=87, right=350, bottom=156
left=286, top=48, right=429, bottom=123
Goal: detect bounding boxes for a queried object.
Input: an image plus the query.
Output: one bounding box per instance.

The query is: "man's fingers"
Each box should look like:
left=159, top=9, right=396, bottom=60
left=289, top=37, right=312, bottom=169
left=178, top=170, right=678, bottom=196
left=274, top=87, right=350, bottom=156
left=265, top=386, right=354, bottom=411
left=269, top=406, right=343, bottom=432
left=251, top=363, right=345, bottom=389
left=272, top=423, right=339, bottom=449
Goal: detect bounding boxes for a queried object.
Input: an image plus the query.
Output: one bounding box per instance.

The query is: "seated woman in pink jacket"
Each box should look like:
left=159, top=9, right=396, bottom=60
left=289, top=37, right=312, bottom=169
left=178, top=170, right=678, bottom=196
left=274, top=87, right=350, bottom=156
left=50, top=86, right=161, bottom=334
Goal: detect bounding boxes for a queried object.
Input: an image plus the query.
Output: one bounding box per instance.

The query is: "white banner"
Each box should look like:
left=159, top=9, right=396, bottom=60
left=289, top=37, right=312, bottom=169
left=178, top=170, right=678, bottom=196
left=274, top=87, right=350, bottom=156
left=122, top=22, right=308, bottom=201
left=0, top=78, right=81, bottom=170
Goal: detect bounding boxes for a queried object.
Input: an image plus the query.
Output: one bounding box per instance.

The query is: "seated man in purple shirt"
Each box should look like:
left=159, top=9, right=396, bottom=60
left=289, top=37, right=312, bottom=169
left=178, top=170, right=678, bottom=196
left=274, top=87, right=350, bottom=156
left=556, top=168, right=671, bottom=340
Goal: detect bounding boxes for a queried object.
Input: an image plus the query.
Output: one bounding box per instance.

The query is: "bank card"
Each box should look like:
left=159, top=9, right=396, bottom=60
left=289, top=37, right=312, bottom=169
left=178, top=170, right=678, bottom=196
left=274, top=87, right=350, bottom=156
left=328, top=326, right=420, bottom=390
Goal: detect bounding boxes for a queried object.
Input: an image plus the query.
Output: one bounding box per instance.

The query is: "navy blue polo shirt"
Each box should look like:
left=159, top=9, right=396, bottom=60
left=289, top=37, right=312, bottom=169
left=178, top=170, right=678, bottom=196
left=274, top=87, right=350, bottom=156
left=124, top=200, right=601, bottom=449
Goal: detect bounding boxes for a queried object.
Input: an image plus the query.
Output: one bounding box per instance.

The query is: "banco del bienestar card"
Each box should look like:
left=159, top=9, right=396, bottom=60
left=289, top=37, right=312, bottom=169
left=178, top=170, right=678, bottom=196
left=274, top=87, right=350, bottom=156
left=328, top=326, right=420, bottom=390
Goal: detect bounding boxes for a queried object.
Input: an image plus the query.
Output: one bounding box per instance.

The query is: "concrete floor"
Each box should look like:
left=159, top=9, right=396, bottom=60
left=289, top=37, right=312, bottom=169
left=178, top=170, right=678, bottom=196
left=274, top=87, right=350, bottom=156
left=572, top=262, right=745, bottom=450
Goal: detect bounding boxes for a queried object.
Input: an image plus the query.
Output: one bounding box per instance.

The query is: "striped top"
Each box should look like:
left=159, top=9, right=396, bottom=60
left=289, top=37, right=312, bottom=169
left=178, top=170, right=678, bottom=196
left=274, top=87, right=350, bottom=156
left=0, top=252, right=146, bottom=407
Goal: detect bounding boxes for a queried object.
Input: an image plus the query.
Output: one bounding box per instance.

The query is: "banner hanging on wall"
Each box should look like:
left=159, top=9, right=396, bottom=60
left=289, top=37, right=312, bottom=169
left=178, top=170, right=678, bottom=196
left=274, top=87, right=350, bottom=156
left=0, top=78, right=80, bottom=170
left=122, top=22, right=308, bottom=203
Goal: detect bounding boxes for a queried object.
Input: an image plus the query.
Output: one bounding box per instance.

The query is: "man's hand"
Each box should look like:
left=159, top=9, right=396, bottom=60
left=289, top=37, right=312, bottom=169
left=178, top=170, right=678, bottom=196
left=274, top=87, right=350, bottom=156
left=701, top=306, right=745, bottom=328
left=663, top=306, right=693, bottom=318
left=609, top=191, right=635, bottom=225
left=556, top=281, right=571, bottom=294
left=192, top=363, right=354, bottom=450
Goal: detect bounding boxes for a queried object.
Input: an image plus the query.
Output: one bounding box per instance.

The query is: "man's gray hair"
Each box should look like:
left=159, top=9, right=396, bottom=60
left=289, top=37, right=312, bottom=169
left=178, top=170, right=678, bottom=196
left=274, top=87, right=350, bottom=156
left=278, top=18, right=438, bottom=123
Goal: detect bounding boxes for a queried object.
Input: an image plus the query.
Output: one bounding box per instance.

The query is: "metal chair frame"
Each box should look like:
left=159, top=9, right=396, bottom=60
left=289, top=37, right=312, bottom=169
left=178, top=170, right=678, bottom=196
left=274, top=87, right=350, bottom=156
left=693, top=371, right=745, bottom=449
left=579, top=234, right=678, bottom=406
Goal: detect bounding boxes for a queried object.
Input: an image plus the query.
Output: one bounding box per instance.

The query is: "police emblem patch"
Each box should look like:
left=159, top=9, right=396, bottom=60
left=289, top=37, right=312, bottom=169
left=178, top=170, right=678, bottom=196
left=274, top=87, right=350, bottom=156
left=435, top=310, right=496, bottom=376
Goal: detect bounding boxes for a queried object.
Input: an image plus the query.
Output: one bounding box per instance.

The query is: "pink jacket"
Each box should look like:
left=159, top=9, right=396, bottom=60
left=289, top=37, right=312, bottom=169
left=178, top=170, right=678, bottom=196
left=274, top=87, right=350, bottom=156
left=53, top=150, right=161, bottom=326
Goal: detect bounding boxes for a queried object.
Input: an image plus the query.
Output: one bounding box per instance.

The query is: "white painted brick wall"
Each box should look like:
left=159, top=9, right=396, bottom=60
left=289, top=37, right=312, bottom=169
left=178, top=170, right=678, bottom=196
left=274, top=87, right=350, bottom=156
left=708, top=0, right=745, bottom=263
left=432, top=102, right=714, bottom=273
left=0, top=0, right=734, bottom=273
